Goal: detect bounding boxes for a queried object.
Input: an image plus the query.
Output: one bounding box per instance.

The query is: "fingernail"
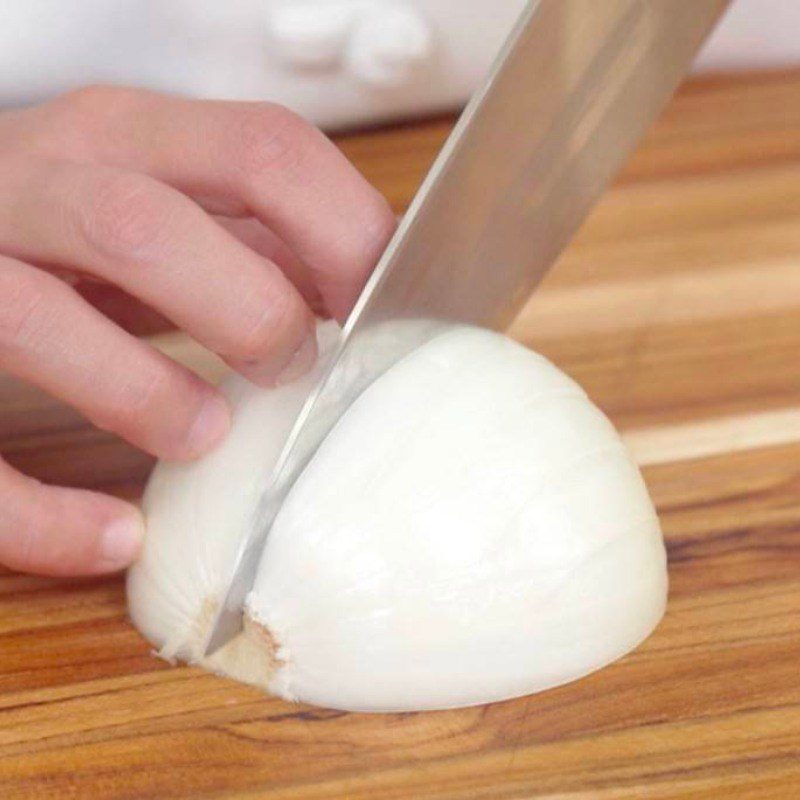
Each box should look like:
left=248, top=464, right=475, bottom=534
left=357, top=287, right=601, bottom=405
left=100, top=514, right=144, bottom=569
left=186, top=394, right=231, bottom=457
left=276, top=331, right=318, bottom=386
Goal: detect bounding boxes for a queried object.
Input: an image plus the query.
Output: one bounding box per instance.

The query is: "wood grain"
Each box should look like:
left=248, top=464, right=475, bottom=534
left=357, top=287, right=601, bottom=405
left=2, top=69, right=800, bottom=798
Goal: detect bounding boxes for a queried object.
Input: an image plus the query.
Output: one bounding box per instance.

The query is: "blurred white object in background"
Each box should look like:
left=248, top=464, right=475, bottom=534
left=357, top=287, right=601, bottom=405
left=0, top=0, right=798, bottom=129
left=694, top=0, right=800, bottom=72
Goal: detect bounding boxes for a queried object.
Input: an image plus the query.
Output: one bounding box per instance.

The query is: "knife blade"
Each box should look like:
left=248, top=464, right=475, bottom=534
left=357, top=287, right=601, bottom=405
left=203, top=0, right=730, bottom=656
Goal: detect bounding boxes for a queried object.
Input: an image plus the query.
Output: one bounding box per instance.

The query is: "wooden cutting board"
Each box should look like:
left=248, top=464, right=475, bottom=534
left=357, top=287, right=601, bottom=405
left=2, top=69, right=800, bottom=799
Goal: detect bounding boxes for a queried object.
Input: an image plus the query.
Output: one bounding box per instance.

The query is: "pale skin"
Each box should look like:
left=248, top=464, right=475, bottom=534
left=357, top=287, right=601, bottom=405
left=0, top=86, right=396, bottom=578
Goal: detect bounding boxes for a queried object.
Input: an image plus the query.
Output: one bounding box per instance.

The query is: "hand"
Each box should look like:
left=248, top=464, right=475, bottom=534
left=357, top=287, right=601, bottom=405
left=0, top=86, right=396, bottom=577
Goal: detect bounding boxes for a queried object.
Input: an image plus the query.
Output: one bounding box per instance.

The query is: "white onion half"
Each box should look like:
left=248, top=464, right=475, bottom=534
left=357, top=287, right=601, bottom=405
left=128, top=325, right=667, bottom=712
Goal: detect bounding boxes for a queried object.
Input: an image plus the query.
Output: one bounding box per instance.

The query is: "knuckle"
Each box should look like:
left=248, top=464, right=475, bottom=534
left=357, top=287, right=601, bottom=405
left=233, top=103, right=312, bottom=179
left=9, top=85, right=150, bottom=161
left=234, top=291, right=295, bottom=361
left=328, top=191, right=396, bottom=281
left=0, top=265, right=55, bottom=353
left=43, top=85, right=142, bottom=154
left=100, top=363, right=172, bottom=438
left=60, top=84, right=120, bottom=113
left=56, top=84, right=142, bottom=123
left=78, top=172, right=169, bottom=260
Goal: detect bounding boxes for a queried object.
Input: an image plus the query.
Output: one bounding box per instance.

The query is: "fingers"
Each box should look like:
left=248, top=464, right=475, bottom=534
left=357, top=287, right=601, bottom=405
left=42, top=87, right=397, bottom=320
left=216, top=216, right=327, bottom=317
left=0, top=256, right=230, bottom=460
left=0, top=157, right=317, bottom=386
left=0, top=457, right=143, bottom=576
left=42, top=217, right=317, bottom=335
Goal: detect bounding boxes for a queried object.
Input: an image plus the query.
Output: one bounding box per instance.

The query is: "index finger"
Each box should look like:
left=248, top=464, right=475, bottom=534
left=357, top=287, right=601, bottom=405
left=44, top=87, right=398, bottom=321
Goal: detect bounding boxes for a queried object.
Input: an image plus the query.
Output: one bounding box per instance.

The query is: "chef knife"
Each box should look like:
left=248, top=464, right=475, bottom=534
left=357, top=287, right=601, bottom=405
left=204, top=0, right=730, bottom=656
